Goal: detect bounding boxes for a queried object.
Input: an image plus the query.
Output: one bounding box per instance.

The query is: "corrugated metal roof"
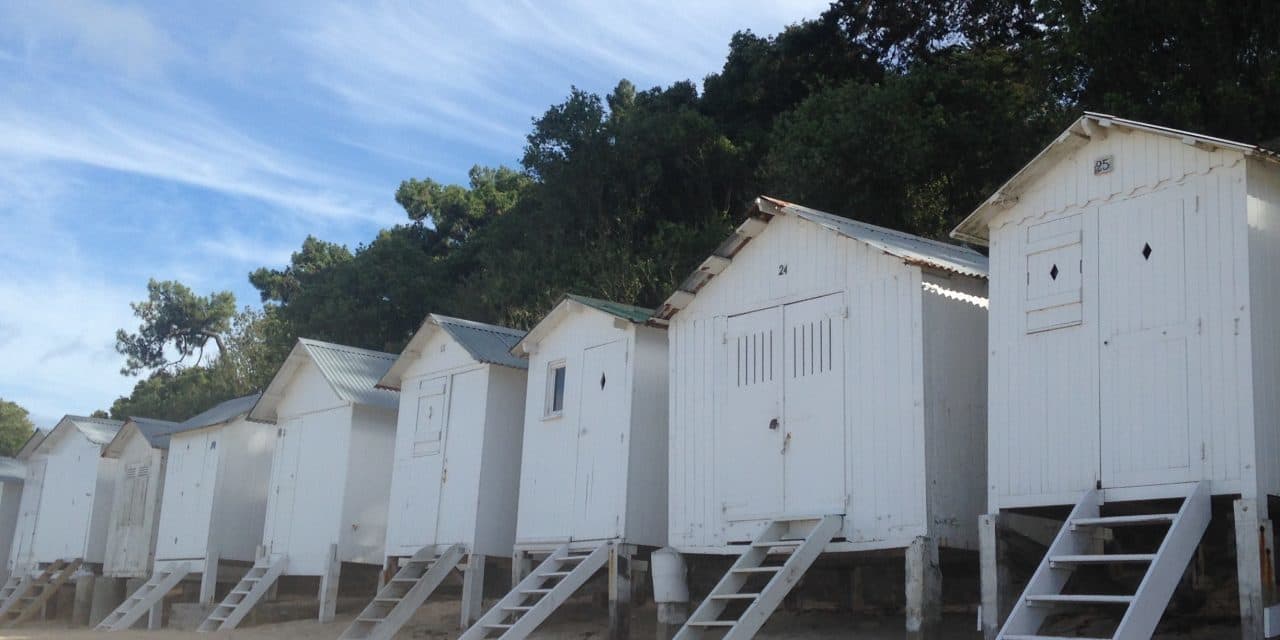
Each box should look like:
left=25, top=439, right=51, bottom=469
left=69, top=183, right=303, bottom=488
left=379, top=315, right=528, bottom=389
left=130, top=417, right=184, bottom=450
left=251, top=338, right=399, bottom=422
left=565, top=294, right=654, bottom=324
left=63, top=415, right=124, bottom=446
left=173, top=393, right=261, bottom=435
left=951, top=112, right=1280, bottom=244
left=654, top=196, right=988, bottom=322
left=0, top=457, right=24, bottom=483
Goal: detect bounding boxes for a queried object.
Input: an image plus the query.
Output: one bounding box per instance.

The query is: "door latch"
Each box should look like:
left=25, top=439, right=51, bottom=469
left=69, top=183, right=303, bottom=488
left=768, top=418, right=779, bottom=430
left=781, top=432, right=792, bottom=454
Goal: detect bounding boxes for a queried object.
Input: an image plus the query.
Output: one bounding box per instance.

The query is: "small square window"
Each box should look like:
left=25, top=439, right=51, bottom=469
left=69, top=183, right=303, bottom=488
left=545, top=361, right=567, bottom=418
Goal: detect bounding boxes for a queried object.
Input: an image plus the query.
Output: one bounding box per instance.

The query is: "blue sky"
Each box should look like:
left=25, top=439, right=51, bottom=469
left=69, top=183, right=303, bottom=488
left=0, top=1, right=828, bottom=429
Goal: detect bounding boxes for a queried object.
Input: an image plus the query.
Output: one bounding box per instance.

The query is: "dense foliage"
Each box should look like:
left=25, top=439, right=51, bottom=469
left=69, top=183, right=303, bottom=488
left=106, top=0, right=1280, bottom=419
left=0, top=399, right=35, bottom=457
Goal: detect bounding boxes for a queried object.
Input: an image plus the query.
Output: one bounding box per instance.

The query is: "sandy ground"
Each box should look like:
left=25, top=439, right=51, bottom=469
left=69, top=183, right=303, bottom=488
left=0, top=599, right=1240, bottom=640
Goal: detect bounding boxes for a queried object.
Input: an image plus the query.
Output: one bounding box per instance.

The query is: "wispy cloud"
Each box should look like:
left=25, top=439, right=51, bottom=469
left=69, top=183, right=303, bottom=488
left=0, top=0, right=179, bottom=78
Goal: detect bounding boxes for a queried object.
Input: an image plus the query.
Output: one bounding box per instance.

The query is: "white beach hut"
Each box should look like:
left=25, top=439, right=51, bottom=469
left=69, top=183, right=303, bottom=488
left=101, top=417, right=182, bottom=582
left=340, top=315, right=527, bottom=640
left=0, top=457, right=27, bottom=586
left=0, top=416, right=122, bottom=624
left=96, top=394, right=273, bottom=632
left=197, top=339, right=399, bottom=631
left=951, top=113, right=1280, bottom=640
left=462, top=294, right=668, bottom=640
left=655, top=196, right=989, bottom=636
left=0, top=431, right=44, bottom=585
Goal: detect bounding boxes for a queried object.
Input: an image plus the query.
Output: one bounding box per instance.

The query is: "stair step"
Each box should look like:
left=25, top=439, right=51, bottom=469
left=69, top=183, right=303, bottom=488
left=540, top=571, right=572, bottom=578
left=1050, top=553, right=1156, bottom=566
left=751, top=540, right=801, bottom=548
left=732, top=566, right=782, bottom=574
left=1026, top=594, right=1134, bottom=605
left=521, top=588, right=553, bottom=595
left=1071, top=513, right=1177, bottom=528
left=502, top=605, right=534, bottom=611
left=485, top=623, right=514, bottom=629
left=688, top=620, right=737, bottom=627
left=1003, top=636, right=1111, bottom=640
left=392, top=577, right=420, bottom=583
left=710, top=593, right=760, bottom=600
left=208, top=615, right=227, bottom=621
left=356, top=615, right=385, bottom=622
left=374, top=596, right=402, bottom=603
left=560, top=555, right=591, bottom=562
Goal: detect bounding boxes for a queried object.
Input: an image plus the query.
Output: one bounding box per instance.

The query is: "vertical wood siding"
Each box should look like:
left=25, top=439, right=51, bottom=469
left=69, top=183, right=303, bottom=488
left=984, top=128, right=1254, bottom=509
left=1247, top=159, right=1280, bottom=497
left=668, top=214, right=983, bottom=550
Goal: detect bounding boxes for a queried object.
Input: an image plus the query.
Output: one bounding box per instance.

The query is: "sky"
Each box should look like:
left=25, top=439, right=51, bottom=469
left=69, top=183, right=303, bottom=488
left=0, top=1, right=829, bottom=429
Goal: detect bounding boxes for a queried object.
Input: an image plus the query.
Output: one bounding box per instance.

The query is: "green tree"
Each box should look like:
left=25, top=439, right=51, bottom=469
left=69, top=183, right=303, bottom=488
left=0, top=399, right=36, bottom=457
left=115, top=279, right=237, bottom=375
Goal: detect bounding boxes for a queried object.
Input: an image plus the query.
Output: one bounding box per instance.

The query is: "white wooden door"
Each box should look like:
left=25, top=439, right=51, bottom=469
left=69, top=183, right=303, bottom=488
left=571, top=340, right=629, bottom=540
left=435, top=370, right=483, bottom=545
left=1099, top=189, right=1200, bottom=487
left=717, top=306, right=785, bottom=522
left=264, top=418, right=302, bottom=555
left=11, top=459, right=45, bottom=571
left=164, top=433, right=217, bottom=558
left=115, top=460, right=151, bottom=571
left=781, top=293, right=847, bottom=515
left=406, top=377, right=449, bottom=547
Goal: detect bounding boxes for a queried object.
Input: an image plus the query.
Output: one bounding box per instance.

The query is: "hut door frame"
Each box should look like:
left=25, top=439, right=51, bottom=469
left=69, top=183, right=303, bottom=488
left=1098, top=186, right=1201, bottom=488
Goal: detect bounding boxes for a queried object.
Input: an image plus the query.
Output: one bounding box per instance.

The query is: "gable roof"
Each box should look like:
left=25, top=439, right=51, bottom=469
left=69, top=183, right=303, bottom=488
left=104, top=417, right=183, bottom=457
left=42, top=415, right=124, bottom=453
left=250, top=338, right=399, bottom=422
left=951, top=112, right=1280, bottom=245
left=15, top=429, right=46, bottom=461
left=172, top=393, right=261, bottom=436
left=512, top=294, right=656, bottom=357
left=379, top=315, right=527, bottom=390
left=653, top=195, right=988, bottom=322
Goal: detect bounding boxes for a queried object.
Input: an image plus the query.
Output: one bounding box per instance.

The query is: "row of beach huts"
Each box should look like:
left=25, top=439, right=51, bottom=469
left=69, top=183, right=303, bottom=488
left=2, top=113, right=1280, bottom=640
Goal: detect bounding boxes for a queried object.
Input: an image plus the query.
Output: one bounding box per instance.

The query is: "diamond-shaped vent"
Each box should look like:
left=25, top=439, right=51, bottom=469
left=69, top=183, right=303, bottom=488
left=600, top=373, right=607, bottom=389
left=1049, top=264, right=1059, bottom=280
left=1142, top=243, right=1152, bottom=260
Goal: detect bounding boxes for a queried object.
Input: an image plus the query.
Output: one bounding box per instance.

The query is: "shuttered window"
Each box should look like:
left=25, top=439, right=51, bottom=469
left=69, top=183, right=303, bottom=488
left=1025, top=214, right=1084, bottom=333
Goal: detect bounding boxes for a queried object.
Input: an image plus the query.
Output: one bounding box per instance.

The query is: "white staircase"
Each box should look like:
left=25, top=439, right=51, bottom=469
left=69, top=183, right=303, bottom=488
left=674, top=515, right=842, bottom=639
left=338, top=544, right=465, bottom=640
left=459, top=542, right=611, bottom=640
left=998, top=481, right=1210, bottom=640
left=95, top=563, right=191, bottom=631
left=1, top=557, right=82, bottom=627
left=197, top=555, right=288, bottom=632
left=0, top=574, right=27, bottom=619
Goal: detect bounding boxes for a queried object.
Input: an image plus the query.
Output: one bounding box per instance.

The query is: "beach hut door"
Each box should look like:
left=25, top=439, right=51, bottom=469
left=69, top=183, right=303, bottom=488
left=718, top=306, right=785, bottom=522
left=265, top=417, right=302, bottom=555
left=1098, top=189, right=1199, bottom=488
left=572, top=339, right=629, bottom=539
left=781, top=293, right=846, bottom=515
left=13, top=459, right=45, bottom=569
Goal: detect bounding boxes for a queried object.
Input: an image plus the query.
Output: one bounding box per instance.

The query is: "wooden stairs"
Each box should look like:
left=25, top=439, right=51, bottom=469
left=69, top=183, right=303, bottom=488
left=338, top=544, right=465, bottom=640
left=998, top=481, right=1210, bottom=640
left=674, top=515, right=842, bottom=639
left=458, top=542, right=611, bottom=639
left=95, top=563, right=191, bottom=631
left=197, top=555, right=288, bottom=632
left=0, top=574, right=27, bottom=619
left=0, top=558, right=82, bottom=627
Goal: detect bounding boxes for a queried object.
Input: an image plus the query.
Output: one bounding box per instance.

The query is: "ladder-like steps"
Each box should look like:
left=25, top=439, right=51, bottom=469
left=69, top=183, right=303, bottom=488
left=337, top=543, right=466, bottom=640
left=196, top=556, right=288, bottom=632
left=95, top=564, right=191, bottom=631
left=0, top=573, right=36, bottom=619
left=673, top=514, right=843, bottom=640
left=996, top=482, right=1210, bottom=640
left=2, top=558, right=83, bottom=627
left=459, top=542, right=611, bottom=640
